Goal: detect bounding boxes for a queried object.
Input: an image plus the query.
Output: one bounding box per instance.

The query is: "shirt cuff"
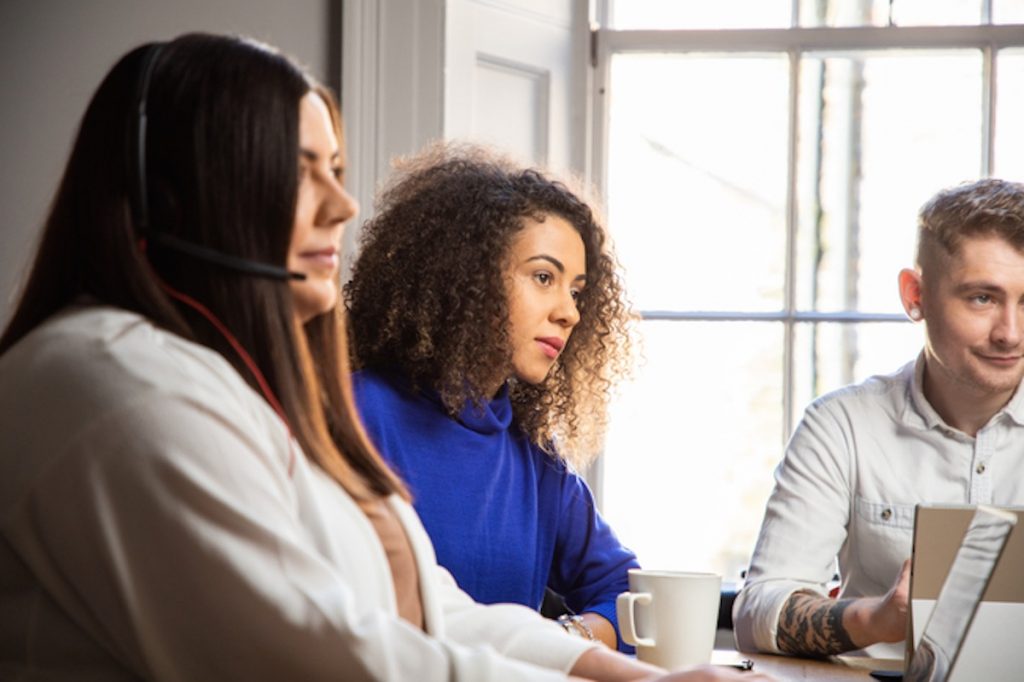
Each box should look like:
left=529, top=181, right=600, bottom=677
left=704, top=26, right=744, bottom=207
left=734, top=581, right=821, bottom=654
left=503, top=613, right=603, bottom=672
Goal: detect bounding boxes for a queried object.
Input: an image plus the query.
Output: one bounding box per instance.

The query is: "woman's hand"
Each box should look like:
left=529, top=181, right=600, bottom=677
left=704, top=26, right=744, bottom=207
left=568, top=647, right=777, bottom=681
left=580, top=612, right=618, bottom=649
left=644, top=665, right=776, bottom=681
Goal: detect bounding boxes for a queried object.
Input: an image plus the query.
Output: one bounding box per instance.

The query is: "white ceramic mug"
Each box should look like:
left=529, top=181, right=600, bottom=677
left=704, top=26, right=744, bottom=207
left=616, top=569, right=721, bottom=670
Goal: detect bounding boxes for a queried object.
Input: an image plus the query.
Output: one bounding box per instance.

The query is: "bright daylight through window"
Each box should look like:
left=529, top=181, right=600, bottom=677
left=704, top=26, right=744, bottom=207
left=593, top=0, right=1024, bottom=585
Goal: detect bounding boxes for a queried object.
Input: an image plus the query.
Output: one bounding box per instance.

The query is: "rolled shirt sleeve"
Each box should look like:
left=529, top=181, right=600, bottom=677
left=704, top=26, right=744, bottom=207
left=733, top=395, right=853, bottom=654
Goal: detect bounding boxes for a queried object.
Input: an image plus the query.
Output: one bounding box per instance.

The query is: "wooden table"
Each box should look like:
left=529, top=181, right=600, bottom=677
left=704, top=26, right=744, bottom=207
left=713, top=649, right=903, bottom=681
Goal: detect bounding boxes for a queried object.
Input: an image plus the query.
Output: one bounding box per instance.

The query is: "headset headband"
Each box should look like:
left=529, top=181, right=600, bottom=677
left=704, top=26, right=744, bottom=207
left=130, top=42, right=305, bottom=282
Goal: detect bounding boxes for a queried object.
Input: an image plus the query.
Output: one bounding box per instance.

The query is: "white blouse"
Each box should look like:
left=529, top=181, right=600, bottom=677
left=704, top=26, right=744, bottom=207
left=0, top=305, right=597, bottom=681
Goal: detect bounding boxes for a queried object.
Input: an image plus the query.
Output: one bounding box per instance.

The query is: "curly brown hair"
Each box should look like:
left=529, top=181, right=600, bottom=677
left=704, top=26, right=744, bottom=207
left=345, top=142, right=635, bottom=467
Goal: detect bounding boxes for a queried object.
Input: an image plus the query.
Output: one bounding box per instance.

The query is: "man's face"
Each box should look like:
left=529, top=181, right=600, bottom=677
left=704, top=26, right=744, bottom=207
left=921, top=234, right=1024, bottom=403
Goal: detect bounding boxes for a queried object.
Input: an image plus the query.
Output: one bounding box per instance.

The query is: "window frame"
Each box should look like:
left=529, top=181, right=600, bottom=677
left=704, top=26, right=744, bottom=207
left=588, top=7, right=1024, bottom=448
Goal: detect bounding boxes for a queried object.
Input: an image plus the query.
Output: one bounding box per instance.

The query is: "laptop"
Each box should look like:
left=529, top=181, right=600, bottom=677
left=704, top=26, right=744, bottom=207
left=884, top=505, right=1019, bottom=682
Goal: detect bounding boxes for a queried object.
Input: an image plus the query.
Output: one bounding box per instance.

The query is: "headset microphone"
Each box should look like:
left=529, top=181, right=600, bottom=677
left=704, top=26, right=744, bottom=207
left=146, top=232, right=306, bottom=280
left=130, top=42, right=306, bottom=282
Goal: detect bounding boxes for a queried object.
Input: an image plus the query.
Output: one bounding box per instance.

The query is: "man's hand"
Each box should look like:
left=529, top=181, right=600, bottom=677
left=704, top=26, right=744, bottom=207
left=776, top=558, right=910, bottom=657
left=855, top=557, right=911, bottom=644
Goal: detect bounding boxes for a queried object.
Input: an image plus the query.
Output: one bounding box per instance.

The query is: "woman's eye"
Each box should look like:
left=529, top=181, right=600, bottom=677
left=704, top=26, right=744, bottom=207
left=534, top=272, right=552, bottom=285
left=331, top=166, right=344, bottom=181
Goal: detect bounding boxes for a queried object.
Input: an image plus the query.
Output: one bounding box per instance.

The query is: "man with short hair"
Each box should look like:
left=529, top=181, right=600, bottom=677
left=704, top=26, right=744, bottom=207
left=733, top=178, right=1024, bottom=659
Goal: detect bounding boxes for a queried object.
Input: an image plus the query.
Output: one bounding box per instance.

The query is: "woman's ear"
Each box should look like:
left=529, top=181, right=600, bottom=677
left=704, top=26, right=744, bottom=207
left=898, top=268, right=923, bottom=321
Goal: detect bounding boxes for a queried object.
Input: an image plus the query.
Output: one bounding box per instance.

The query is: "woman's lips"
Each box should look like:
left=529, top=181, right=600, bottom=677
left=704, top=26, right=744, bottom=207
left=299, top=248, right=339, bottom=270
left=536, top=337, right=564, bottom=359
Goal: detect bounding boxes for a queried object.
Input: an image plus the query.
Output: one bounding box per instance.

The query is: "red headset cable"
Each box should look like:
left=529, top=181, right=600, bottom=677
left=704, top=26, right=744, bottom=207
left=140, top=240, right=298, bottom=475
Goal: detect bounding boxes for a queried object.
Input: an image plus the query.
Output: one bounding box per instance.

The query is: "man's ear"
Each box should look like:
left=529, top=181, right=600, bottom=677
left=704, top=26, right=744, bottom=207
left=898, top=268, right=923, bottom=321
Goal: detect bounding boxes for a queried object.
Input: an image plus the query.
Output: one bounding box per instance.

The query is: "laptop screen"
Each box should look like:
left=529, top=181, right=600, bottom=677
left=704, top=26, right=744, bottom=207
left=905, top=505, right=1017, bottom=682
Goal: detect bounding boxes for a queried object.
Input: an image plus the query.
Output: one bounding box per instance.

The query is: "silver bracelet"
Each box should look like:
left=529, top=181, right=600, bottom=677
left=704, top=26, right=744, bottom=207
left=557, top=613, right=596, bottom=641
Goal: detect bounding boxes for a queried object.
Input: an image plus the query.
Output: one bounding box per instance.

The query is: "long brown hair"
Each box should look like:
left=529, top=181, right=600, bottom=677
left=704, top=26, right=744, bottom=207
left=0, top=33, right=405, bottom=500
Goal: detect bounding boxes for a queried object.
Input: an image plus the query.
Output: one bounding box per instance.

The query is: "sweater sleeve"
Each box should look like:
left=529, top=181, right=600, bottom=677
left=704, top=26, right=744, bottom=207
left=546, top=462, right=641, bottom=652
left=3, top=393, right=580, bottom=682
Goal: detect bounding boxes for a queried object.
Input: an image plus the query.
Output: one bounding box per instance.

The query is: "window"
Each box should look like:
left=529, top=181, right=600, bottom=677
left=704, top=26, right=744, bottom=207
left=591, top=0, right=1024, bottom=582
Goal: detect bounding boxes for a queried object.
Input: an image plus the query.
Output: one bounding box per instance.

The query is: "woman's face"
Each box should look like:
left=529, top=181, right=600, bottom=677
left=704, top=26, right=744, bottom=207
left=504, top=214, right=586, bottom=386
left=288, top=92, right=358, bottom=322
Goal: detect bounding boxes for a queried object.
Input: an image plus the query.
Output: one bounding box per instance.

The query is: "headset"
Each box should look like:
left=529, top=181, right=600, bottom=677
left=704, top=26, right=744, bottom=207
left=129, top=42, right=306, bottom=282
left=129, top=41, right=300, bottom=475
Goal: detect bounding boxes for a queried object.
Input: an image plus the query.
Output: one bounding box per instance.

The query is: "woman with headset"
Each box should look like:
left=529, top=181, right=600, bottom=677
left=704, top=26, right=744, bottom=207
left=0, top=33, right=768, bottom=682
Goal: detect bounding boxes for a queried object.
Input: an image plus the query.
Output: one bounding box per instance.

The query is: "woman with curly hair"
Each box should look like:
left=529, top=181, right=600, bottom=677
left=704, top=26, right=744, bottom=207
left=346, top=143, right=640, bottom=652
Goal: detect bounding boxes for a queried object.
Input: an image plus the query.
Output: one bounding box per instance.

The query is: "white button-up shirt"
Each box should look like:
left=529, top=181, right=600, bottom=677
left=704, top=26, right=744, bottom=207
left=733, top=353, right=1024, bottom=658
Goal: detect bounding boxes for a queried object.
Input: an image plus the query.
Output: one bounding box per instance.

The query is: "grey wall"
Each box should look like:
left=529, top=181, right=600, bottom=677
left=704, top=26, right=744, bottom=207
left=0, top=0, right=337, bottom=327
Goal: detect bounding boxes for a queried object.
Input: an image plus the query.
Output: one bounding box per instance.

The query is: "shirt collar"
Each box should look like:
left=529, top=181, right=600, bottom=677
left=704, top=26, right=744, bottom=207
left=905, top=351, right=944, bottom=431
left=1000, top=374, right=1024, bottom=426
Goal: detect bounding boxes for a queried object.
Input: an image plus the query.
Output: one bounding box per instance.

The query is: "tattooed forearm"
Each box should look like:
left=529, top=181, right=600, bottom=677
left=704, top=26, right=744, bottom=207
left=776, top=590, right=859, bottom=657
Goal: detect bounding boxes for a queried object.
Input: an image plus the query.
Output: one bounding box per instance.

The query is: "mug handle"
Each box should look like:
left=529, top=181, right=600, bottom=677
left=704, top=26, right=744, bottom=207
left=616, top=591, right=655, bottom=647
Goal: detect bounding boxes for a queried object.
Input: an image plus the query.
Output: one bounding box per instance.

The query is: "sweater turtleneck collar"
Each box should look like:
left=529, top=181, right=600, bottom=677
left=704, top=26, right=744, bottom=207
left=453, top=383, right=513, bottom=435
left=379, top=368, right=514, bottom=436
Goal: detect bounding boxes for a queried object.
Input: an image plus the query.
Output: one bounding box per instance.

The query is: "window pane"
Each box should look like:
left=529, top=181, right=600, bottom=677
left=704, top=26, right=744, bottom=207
left=603, top=321, right=783, bottom=580
left=795, top=52, right=982, bottom=313
left=887, top=0, right=985, bottom=25
left=792, top=321, right=923, bottom=419
left=607, top=54, right=789, bottom=312
left=800, top=0, right=984, bottom=27
left=995, top=50, right=1024, bottom=181
left=995, top=0, right=1024, bottom=23
left=610, top=0, right=791, bottom=30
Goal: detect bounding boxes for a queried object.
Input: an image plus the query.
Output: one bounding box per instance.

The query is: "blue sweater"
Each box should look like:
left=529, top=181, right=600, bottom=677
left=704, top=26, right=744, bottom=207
left=353, top=369, right=640, bottom=651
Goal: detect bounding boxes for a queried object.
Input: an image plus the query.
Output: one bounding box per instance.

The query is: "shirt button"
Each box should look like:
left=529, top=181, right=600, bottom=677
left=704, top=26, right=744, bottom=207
left=976, top=463, right=986, bottom=475
left=881, top=508, right=893, bottom=521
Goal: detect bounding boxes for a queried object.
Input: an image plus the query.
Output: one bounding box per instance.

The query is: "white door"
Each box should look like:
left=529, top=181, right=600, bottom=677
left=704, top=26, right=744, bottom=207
left=341, top=0, right=586, bottom=231
left=443, top=0, right=588, bottom=175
